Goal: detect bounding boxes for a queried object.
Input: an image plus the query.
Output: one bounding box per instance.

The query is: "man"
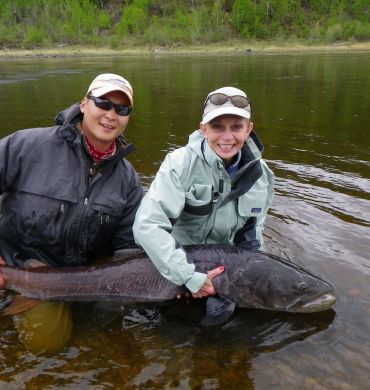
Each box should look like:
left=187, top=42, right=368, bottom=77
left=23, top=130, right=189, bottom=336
left=0, top=73, right=143, bottom=285
left=133, top=86, right=274, bottom=298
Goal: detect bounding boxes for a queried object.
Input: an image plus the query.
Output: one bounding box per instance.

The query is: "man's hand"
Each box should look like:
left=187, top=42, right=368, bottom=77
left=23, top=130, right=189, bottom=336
left=0, top=257, right=6, bottom=289
left=192, top=266, right=224, bottom=299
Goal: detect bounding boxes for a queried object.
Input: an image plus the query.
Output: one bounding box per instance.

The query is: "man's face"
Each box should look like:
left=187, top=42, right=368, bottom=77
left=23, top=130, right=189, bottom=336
left=80, top=90, right=131, bottom=151
left=200, top=115, right=253, bottom=165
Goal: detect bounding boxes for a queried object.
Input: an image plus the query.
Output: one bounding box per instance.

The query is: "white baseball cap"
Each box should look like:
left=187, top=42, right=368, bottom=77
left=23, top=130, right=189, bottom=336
left=87, top=73, right=133, bottom=106
left=201, top=86, right=251, bottom=124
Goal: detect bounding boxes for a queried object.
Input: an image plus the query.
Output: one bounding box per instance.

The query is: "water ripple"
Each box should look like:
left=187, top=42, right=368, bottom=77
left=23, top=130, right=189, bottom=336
left=269, top=159, right=370, bottom=196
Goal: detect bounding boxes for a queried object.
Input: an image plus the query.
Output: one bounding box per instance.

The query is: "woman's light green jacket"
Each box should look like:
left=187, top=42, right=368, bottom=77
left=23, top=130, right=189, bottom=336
left=133, top=130, right=274, bottom=293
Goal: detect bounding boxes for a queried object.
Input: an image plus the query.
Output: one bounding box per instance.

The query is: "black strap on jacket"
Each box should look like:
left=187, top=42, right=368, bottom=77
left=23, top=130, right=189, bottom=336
left=183, top=191, right=219, bottom=216
left=220, top=158, right=263, bottom=207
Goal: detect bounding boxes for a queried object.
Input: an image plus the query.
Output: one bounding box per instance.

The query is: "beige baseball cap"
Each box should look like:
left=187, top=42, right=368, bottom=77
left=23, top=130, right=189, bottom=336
left=87, top=73, right=133, bottom=106
left=201, top=86, right=251, bottom=124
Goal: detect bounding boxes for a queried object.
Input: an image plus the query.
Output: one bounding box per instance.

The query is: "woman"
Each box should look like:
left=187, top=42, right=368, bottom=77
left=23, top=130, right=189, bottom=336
left=133, top=86, right=274, bottom=298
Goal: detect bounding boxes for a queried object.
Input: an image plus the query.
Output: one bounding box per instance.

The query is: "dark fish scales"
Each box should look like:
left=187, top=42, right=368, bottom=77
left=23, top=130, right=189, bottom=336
left=0, top=244, right=336, bottom=325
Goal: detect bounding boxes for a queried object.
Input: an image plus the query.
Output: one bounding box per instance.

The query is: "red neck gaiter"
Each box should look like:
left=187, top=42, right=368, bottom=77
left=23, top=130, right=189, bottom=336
left=84, top=136, right=117, bottom=162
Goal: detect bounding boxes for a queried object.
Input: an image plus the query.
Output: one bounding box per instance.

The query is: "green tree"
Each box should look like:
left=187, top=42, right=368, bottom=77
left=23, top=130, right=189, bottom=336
left=116, top=0, right=150, bottom=36
left=0, top=0, right=369, bottom=48
left=231, top=0, right=265, bottom=38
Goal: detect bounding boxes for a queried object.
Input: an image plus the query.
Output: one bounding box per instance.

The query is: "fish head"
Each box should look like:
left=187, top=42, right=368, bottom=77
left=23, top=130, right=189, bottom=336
left=225, top=252, right=336, bottom=313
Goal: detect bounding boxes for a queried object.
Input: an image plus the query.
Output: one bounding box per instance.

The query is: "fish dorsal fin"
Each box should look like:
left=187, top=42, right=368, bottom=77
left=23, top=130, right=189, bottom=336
left=201, top=296, right=236, bottom=326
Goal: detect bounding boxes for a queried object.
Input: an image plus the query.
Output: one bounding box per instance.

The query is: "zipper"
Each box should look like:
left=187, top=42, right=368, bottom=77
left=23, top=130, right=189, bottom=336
left=219, top=179, right=224, bottom=193
left=79, top=155, right=91, bottom=254
left=99, top=213, right=110, bottom=224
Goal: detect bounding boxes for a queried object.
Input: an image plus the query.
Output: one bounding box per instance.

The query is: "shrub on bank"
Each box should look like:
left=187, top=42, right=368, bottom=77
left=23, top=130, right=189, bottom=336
left=0, top=0, right=369, bottom=49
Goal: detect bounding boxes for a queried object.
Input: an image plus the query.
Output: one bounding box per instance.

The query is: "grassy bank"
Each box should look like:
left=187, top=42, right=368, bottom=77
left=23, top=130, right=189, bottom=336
left=1, top=41, right=370, bottom=60
left=2, top=1, right=369, bottom=51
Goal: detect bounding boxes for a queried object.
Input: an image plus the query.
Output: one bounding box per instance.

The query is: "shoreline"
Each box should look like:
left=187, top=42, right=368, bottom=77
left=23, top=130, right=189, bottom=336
left=1, top=41, right=370, bottom=59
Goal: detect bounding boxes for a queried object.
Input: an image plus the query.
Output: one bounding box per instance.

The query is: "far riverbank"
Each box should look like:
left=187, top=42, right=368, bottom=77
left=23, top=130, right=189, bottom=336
left=1, top=41, right=370, bottom=60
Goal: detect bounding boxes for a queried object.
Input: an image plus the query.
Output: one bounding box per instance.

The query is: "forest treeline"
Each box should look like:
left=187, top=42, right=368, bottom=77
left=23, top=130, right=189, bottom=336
left=1, top=0, right=369, bottom=49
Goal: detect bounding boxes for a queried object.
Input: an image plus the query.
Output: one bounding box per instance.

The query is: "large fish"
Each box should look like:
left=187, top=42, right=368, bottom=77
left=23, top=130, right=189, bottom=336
left=0, top=245, right=336, bottom=325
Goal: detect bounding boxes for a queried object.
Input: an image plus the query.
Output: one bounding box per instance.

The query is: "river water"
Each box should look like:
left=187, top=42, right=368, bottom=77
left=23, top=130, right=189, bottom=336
left=0, top=52, right=369, bottom=389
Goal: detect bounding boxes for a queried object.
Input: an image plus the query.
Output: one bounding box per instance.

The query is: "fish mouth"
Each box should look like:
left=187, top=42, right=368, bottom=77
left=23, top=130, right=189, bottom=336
left=300, top=293, right=336, bottom=312
left=285, top=292, right=336, bottom=313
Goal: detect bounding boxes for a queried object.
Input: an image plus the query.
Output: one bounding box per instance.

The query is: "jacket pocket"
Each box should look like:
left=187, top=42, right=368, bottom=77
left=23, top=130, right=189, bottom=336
left=237, top=187, right=267, bottom=217
left=172, top=184, right=215, bottom=242
left=86, top=203, right=123, bottom=249
left=184, top=184, right=215, bottom=216
left=19, top=195, right=76, bottom=246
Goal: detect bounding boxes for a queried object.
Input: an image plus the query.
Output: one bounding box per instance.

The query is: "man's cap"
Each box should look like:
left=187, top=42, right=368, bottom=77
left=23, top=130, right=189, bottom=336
left=201, top=86, right=251, bottom=125
left=87, top=73, right=133, bottom=106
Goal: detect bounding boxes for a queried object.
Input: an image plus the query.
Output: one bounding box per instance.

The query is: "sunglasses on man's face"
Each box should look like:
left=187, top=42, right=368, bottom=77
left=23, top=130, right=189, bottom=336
left=206, top=93, right=251, bottom=108
left=87, top=95, right=132, bottom=116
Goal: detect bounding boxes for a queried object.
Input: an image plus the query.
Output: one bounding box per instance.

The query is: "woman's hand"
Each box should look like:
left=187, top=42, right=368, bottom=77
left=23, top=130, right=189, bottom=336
left=192, top=266, right=224, bottom=299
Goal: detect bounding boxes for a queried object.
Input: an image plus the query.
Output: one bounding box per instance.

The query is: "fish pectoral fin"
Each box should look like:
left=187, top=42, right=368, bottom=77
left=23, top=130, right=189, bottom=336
left=0, top=295, right=41, bottom=317
left=201, top=296, right=236, bottom=327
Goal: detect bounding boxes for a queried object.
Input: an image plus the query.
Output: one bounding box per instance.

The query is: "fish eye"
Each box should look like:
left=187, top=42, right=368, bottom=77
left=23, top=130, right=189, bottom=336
left=294, top=281, right=308, bottom=292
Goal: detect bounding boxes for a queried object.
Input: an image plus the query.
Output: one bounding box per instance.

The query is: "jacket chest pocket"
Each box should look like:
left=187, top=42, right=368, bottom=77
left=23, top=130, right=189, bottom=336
left=183, top=184, right=216, bottom=216
left=171, top=184, right=216, bottom=242
left=89, top=203, right=122, bottom=229
left=15, top=192, right=77, bottom=245
left=237, top=186, right=267, bottom=218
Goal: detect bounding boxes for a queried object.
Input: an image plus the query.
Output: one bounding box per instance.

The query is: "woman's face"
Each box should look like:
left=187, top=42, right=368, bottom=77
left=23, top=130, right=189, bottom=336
left=200, top=115, right=253, bottom=165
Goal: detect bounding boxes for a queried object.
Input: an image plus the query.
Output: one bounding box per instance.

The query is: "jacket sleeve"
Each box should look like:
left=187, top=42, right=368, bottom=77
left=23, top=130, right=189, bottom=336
left=0, top=137, right=8, bottom=194
left=133, top=153, right=207, bottom=293
left=112, top=166, right=144, bottom=251
left=0, top=132, right=24, bottom=194
left=234, top=160, right=274, bottom=250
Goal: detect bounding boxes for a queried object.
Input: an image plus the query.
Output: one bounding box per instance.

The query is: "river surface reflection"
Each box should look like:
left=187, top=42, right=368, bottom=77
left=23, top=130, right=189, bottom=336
left=0, top=52, right=369, bottom=389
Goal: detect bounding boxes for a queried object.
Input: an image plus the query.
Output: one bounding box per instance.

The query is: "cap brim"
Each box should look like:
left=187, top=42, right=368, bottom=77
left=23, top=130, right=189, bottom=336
left=201, top=106, right=250, bottom=125
left=90, top=86, right=133, bottom=106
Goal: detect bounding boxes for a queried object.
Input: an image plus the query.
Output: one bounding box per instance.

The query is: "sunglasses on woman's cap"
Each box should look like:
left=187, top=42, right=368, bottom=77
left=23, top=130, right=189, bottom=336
left=206, top=93, right=251, bottom=108
left=87, top=95, right=132, bottom=116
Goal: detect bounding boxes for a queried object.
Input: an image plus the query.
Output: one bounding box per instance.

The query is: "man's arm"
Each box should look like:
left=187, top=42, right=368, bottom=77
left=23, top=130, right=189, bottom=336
left=112, top=167, right=144, bottom=251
